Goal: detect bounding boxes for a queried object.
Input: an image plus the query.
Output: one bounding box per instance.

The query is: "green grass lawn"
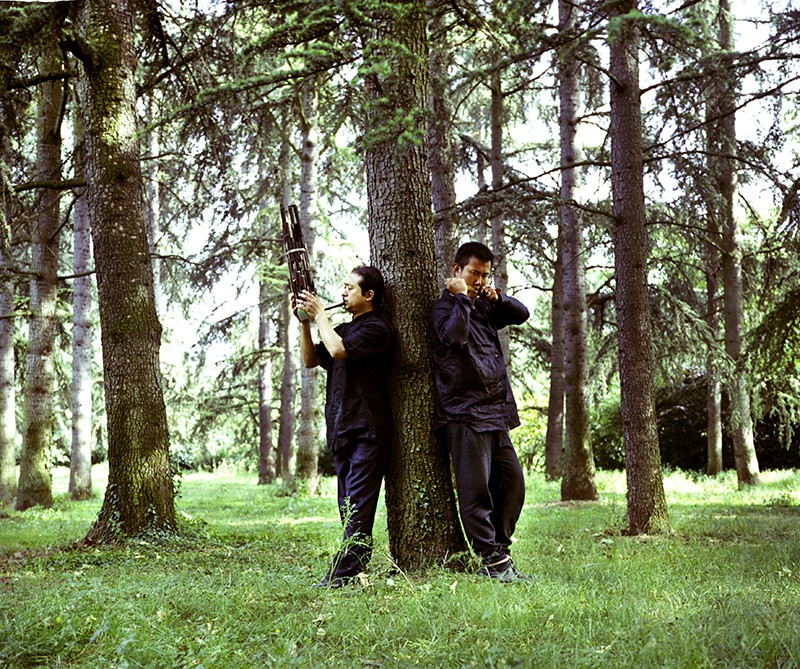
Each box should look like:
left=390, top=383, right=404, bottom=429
left=1, top=466, right=799, bottom=668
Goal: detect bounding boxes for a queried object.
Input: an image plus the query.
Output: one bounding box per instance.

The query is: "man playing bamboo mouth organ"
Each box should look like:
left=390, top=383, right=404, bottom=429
left=293, top=266, right=394, bottom=589
left=430, top=241, right=532, bottom=583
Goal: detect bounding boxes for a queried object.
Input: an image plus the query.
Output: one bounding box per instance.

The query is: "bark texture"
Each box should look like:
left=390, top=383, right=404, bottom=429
left=296, top=83, right=322, bottom=492
left=608, top=0, right=669, bottom=534
left=427, top=0, right=459, bottom=286
left=75, top=0, right=174, bottom=541
left=0, top=257, right=14, bottom=505
left=277, top=133, right=296, bottom=486
left=544, top=232, right=564, bottom=480
left=277, top=292, right=297, bottom=485
left=258, top=206, right=276, bottom=484
left=704, top=236, right=723, bottom=476
left=364, top=0, right=465, bottom=570
left=16, top=47, right=63, bottom=511
left=0, top=49, right=18, bottom=506
left=69, top=114, right=93, bottom=501
left=706, top=0, right=759, bottom=486
left=489, top=70, right=510, bottom=360
left=559, top=0, right=597, bottom=500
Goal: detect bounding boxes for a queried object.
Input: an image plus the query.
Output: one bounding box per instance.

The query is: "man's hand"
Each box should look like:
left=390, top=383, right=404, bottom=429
left=478, top=285, right=499, bottom=302
left=445, top=277, right=468, bottom=296
left=295, top=290, right=325, bottom=320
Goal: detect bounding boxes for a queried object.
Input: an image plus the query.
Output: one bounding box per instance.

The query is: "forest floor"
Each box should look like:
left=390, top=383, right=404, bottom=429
left=1, top=465, right=799, bottom=668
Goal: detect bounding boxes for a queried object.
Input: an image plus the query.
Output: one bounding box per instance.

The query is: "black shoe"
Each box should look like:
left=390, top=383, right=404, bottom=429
left=479, top=561, right=534, bottom=583
left=313, top=573, right=355, bottom=589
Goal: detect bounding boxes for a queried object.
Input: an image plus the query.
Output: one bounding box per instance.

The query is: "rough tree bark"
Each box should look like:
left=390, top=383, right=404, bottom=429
left=0, top=48, right=19, bottom=506
left=71, top=0, right=174, bottom=541
left=258, top=195, right=276, bottom=484
left=704, top=230, right=724, bottom=476
left=608, top=0, right=669, bottom=534
left=16, top=46, right=63, bottom=511
left=296, top=82, right=322, bottom=493
left=544, top=232, right=565, bottom=480
left=707, top=0, right=759, bottom=486
left=559, top=0, right=597, bottom=501
left=363, top=0, right=465, bottom=570
left=489, top=70, right=510, bottom=360
left=69, top=111, right=93, bottom=501
left=277, top=128, right=296, bottom=486
left=427, top=0, right=459, bottom=286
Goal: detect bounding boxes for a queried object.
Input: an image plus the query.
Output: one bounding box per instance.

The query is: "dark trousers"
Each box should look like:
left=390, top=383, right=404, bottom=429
left=328, top=439, right=386, bottom=578
left=445, top=422, right=525, bottom=562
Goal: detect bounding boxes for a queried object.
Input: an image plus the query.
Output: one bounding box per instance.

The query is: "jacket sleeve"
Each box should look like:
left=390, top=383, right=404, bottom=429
left=432, top=293, right=473, bottom=347
left=492, top=293, right=530, bottom=329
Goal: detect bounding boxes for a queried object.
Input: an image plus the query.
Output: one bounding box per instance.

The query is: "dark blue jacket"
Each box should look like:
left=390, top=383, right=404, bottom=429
left=431, top=290, right=529, bottom=432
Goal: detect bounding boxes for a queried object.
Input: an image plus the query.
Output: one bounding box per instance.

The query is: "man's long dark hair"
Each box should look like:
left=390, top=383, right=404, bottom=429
left=351, top=265, right=386, bottom=311
left=351, top=266, right=395, bottom=346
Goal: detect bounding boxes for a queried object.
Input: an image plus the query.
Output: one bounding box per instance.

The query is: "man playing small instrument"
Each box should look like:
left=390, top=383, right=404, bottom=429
left=294, top=266, right=393, bottom=588
left=431, top=242, right=532, bottom=582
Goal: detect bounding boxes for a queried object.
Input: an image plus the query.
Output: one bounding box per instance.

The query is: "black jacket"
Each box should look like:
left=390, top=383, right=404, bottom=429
left=431, top=290, right=529, bottom=431
left=317, top=310, right=393, bottom=450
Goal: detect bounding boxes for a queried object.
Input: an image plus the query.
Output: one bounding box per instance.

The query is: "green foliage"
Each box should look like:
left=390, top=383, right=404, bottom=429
left=2, top=467, right=800, bottom=667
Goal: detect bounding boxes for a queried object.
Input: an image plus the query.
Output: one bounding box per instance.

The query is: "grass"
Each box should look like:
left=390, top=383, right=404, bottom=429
left=1, top=465, right=800, bottom=668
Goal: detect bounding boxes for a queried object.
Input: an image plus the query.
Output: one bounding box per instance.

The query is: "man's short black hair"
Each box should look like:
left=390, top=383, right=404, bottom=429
left=454, top=241, right=495, bottom=268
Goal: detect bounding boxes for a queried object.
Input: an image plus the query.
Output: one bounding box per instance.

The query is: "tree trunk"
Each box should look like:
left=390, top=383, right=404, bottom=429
left=0, top=258, right=14, bottom=506
left=74, top=0, right=174, bottom=541
left=363, top=0, right=465, bottom=570
left=707, top=0, right=759, bottom=486
left=277, top=130, right=296, bottom=487
left=258, top=208, right=276, bottom=484
left=69, top=112, right=93, bottom=501
left=295, top=82, right=322, bottom=493
left=544, top=231, right=564, bottom=480
left=559, top=0, right=597, bottom=501
left=489, top=70, right=510, bottom=360
left=704, top=233, right=723, bottom=476
left=145, top=95, right=164, bottom=316
left=608, top=0, right=669, bottom=534
left=277, top=292, right=297, bottom=486
left=0, top=69, right=18, bottom=506
left=427, top=0, right=459, bottom=286
left=16, top=47, right=63, bottom=511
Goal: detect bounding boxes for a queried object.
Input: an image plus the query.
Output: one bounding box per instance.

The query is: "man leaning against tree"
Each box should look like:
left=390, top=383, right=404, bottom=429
left=294, top=266, right=394, bottom=589
left=431, top=241, right=532, bottom=583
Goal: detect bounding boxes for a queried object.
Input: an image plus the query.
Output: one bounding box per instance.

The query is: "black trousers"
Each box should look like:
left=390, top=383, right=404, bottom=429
left=328, top=439, right=386, bottom=578
left=444, top=422, right=526, bottom=562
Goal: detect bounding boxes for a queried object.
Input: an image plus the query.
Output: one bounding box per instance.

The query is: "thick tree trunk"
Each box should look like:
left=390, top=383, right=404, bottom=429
left=364, top=0, right=465, bottom=570
left=608, top=0, right=669, bottom=534
left=544, top=233, right=564, bottom=480
left=74, top=0, right=174, bottom=541
left=69, top=114, right=93, bottom=501
left=16, top=48, right=63, bottom=511
left=296, top=82, right=322, bottom=493
left=708, top=0, right=759, bottom=486
left=427, top=0, right=459, bottom=286
left=559, top=0, right=597, bottom=501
